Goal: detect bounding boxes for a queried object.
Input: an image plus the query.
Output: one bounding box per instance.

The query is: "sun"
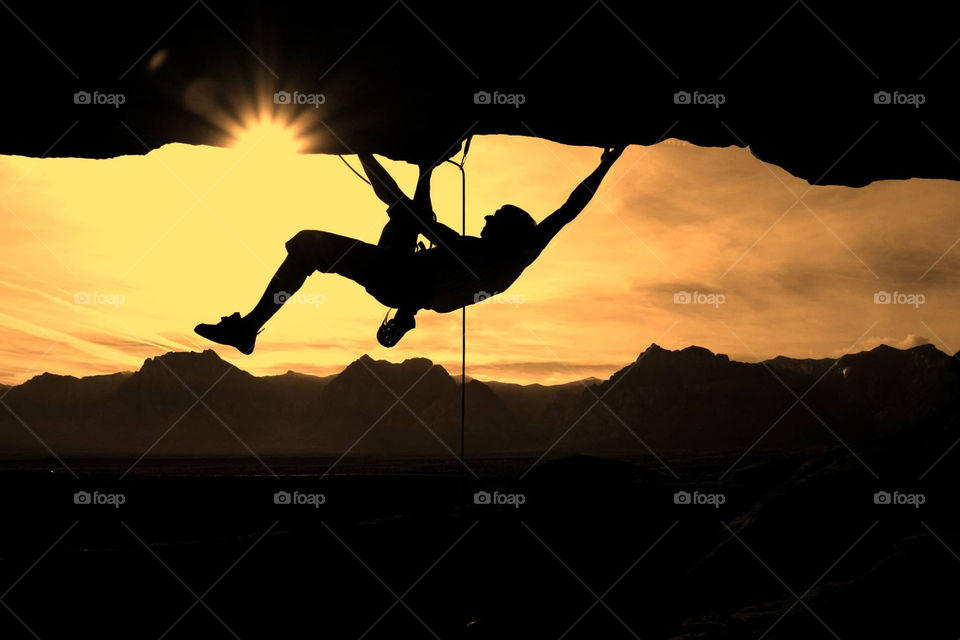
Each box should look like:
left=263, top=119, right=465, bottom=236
left=194, top=75, right=324, bottom=155
left=230, top=116, right=306, bottom=155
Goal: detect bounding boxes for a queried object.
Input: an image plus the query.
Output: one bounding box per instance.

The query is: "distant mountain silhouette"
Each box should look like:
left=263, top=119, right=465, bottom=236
left=0, top=344, right=957, bottom=460
left=569, top=343, right=960, bottom=453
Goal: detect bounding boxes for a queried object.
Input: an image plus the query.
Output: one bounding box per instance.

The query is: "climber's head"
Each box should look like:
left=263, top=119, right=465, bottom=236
left=481, top=205, right=536, bottom=244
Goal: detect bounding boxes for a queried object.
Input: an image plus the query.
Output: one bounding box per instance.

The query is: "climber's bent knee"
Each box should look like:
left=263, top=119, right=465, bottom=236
left=284, top=230, right=371, bottom=274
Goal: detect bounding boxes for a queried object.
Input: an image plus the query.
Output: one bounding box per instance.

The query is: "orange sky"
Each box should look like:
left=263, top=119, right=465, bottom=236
left=2, top=133, right=959, bottom=386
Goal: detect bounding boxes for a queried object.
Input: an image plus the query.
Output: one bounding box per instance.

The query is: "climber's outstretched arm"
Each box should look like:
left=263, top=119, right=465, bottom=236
left=358, top=153, right=405, bottom=205
left=534, top=146, right=625, bottom=250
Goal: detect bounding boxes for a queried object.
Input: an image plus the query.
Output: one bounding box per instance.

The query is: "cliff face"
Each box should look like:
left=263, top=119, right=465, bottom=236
left=1, top=1, right=958, bottom=186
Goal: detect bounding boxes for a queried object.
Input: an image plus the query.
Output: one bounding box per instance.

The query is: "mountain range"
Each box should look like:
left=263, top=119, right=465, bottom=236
left=0, top=343, right=957, bottom=459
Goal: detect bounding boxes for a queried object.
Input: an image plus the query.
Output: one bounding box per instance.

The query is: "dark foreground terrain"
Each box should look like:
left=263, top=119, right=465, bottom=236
left=2, top=423, right=959, bottom=640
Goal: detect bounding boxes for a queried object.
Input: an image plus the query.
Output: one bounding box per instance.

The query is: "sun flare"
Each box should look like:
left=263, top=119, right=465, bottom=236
left=230, top=117, right=306, bottom=155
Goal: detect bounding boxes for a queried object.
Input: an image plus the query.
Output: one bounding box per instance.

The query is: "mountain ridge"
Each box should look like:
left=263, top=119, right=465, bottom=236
left=10, top=342, right=952, bottom=389
left=1, top=343, right=956, bottom=460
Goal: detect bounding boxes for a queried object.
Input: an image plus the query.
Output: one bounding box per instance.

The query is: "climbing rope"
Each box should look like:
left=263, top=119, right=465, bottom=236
left=339, top=137, right=472, bottom=474
left=445, top=136, right=472, bottom=475
left=338, top=154, right=371, bottom=185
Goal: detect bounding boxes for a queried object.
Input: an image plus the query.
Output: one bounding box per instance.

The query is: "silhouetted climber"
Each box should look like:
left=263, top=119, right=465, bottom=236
left=194, top=145, right=625, bottom=353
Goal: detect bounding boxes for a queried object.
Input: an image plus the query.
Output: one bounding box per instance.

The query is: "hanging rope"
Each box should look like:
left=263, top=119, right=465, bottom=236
left=339, top=138, right=473, bottom=475
left=338, top=154, right=371, bottom=185
left=445, top=136, right=472, bottom=476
